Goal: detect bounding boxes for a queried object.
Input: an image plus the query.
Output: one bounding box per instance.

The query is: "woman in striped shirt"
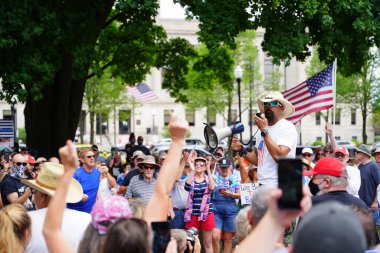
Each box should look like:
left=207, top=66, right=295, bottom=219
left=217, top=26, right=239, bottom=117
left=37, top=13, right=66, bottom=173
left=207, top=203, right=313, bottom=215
left=184, top=157, right=215, bottom=253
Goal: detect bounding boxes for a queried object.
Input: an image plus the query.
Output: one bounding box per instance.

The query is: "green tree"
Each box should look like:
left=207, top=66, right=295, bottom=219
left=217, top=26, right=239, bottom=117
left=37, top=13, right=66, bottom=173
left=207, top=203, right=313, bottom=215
left=0, top=1, right=194, bottom=157
left=84, top=70, right=126, bottom=144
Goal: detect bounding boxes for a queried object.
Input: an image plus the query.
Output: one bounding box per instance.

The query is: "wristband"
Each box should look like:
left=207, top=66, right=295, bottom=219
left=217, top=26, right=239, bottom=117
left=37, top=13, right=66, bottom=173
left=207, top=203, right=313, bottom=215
left=239, top=147, right=248, bottom=157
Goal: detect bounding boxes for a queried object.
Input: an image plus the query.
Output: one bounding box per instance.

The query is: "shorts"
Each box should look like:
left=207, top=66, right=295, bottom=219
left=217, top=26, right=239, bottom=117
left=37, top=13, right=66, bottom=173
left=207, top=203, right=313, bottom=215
left=185, top=212, right=215, bottom=231
left=213, top=202, right=238, bottom=232
left=170, top=208, right=186, bottom=229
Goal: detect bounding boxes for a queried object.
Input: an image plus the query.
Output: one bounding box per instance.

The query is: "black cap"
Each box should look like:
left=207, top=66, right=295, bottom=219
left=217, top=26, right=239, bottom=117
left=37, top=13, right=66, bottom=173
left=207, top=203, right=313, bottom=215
left=218, top=157, right=232, bottom=168
left=111, top=147, right=119, bottom=152
left=91, top=145, right=99, bottom=151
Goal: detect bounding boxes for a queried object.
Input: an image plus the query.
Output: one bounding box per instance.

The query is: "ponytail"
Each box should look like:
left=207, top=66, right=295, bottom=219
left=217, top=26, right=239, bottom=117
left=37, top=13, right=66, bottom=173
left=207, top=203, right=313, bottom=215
left=0, top=204, right=31, bottom=253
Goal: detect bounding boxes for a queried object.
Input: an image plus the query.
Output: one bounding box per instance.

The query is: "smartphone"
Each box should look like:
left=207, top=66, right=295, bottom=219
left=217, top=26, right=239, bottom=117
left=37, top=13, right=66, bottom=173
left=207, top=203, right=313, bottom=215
left=277, top=158, right=303, bottom=210
left=151, top=221, right=171, bottom=253
left=4, top=154, right=10, bottom=162
left=256, top=112, right=262, bottom=118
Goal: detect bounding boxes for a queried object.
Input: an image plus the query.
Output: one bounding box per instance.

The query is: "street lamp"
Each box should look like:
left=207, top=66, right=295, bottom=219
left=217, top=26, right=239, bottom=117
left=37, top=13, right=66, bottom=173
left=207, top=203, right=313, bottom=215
left=234, top=65, right=243, bottom=139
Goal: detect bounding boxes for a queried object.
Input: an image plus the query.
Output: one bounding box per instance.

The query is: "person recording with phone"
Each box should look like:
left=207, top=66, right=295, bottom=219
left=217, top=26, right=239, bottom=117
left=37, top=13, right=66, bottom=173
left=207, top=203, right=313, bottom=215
left=231, top=91, right=297, bottom=185
left=211, top=156, right=240, bottom=253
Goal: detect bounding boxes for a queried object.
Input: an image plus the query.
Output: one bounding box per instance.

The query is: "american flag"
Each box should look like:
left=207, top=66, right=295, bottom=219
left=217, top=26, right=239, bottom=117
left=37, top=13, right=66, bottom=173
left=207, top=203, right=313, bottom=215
left=126, top=83, right=158, bottom=102
left=282, top=63, right=335, bottom=124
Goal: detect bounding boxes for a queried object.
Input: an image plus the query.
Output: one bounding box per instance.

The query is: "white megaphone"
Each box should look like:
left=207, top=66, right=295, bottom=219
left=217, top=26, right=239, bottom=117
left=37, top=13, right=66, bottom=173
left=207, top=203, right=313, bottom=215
left=204, top=122, right=245, bottom=150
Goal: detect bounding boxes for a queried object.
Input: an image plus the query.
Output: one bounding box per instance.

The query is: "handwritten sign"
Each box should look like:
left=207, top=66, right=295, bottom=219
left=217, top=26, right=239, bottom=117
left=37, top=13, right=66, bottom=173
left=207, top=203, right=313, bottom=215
left=240, top=183, right=258, bottom=205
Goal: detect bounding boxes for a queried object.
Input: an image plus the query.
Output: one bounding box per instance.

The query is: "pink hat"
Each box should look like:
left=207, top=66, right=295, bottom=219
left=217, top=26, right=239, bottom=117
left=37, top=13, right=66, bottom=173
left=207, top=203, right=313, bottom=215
left=91, top=196, right=133, bottom=235
left=303, top=157, right=347, bottom=178
left=335, top=146, right=349, bottom=156
left=27, top=155, right=36, bottom=165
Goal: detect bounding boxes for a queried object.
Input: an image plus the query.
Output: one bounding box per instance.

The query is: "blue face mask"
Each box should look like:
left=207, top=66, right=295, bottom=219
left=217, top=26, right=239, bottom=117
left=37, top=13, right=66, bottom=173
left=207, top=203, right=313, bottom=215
left=180, top=175, right=187, bottom=180
left=10, top=165, right=26, bottom=179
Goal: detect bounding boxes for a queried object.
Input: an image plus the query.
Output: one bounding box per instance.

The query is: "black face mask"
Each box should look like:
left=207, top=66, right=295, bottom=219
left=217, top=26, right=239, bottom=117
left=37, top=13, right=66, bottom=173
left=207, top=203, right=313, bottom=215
left=308, top=179, right=320, bottom=196
left=264, top=109, right=274, bottom=121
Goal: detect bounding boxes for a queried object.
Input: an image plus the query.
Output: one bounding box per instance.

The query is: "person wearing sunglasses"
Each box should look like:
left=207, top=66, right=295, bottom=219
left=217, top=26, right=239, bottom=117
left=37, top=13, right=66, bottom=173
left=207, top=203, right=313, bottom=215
left=184, top=156, right=215, bottom=253
left=125, top=155, right=160, bottom=204
left=67, top=148, right=101, bottom=213
left=0, top=153, right=34, bottom=210
left=301, top=147, right=315, bottom=168
left=231, top=91, right=297, bottom=186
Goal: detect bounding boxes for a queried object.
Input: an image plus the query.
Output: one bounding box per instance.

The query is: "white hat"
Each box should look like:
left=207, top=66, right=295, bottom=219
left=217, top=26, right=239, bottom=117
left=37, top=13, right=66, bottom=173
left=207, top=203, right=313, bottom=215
left=21, top=162, right=83, bottom=203
left=257, top=91, right=295, bottom=118
left=302, top=148, right=313, bottom=154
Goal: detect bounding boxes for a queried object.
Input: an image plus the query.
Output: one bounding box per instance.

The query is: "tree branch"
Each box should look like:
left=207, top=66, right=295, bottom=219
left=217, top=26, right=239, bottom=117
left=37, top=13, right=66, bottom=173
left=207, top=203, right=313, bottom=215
left=101, top=13, right=123, bottom=30
left=86, top=62, right=112, bottom=80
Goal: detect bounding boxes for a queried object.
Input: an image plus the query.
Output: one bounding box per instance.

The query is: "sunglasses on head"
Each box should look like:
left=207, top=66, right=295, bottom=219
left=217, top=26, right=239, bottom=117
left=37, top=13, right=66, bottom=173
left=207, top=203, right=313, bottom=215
left=263, top=101, right=282, bottom=107
left=195, top=162, right=205, bottom=167
left=15, top=162, right=27, bottom=167
left=302, top=154, right=312, bottom=157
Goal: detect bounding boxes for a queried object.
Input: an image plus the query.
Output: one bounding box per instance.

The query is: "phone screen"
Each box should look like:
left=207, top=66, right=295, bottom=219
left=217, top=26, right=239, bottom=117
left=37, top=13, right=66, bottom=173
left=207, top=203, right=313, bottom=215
left=151, top=221, right=171, bottom=253
left=277, top=158, right=303, bottom=209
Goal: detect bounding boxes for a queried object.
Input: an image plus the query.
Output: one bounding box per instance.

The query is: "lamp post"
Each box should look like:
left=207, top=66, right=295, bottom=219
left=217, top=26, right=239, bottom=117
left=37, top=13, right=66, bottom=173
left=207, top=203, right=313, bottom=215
left=234, top=65, right=243, bottom=139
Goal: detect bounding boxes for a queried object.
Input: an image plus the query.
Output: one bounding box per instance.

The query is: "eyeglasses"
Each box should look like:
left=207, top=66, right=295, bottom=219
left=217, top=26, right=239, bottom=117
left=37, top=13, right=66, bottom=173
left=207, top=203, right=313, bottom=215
left=86, top=155, right=95, bottom=159
left=334, top=153, right=345, bottom=158
left=302, top=154, right=312, bottom=157
left=214, top=153, right=223, bottom=157
left=195, top=163, right=205, bottom=167
left=143, top=165, right=155, bottom=170
left=15, top=162, right=27, bottom=167
left=324, top=151, right=334, bottom=155
left=263, top=101, right=282, bottom=107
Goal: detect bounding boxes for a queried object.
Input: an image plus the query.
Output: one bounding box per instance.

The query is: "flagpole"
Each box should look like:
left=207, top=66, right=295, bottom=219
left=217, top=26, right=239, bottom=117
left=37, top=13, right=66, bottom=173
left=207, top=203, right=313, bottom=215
left=332, top=59, right=337, bottom=131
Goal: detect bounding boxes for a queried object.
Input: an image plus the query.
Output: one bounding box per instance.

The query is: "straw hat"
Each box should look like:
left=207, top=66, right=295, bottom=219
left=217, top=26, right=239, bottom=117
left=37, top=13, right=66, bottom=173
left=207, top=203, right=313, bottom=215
left=21, top=162, right=83, bottom=203
left=137, top=155, right=160, bottom=170
left=257, top=91, right=295, bottom=118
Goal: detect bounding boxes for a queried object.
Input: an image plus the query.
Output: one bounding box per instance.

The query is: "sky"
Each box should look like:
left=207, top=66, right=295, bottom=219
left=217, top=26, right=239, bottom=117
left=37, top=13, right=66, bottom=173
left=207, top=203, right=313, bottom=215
left=159, top=0, right=186, bottom=19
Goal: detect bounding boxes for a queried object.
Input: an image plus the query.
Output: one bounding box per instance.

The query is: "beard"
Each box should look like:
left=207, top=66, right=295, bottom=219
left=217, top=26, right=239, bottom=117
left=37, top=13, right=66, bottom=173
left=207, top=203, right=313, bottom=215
left=144, top=172, right=153, bottom=178
left=264, top=109, right=274, bottom=121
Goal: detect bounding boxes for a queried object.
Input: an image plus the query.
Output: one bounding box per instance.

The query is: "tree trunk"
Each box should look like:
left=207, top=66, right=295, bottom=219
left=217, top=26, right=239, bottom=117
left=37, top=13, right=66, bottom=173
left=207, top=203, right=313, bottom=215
left=90, top=111, right=95, bottom=144
left=362, top=107, right=368, bottom=144
left=24, top=1, right=115, bottom=158
left=25, top=52, right=86, bottom=158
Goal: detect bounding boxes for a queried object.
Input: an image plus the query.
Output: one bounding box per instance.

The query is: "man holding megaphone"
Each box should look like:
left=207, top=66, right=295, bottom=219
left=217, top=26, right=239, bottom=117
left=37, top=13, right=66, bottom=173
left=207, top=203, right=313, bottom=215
left=231, top=91, right=297, bottom=185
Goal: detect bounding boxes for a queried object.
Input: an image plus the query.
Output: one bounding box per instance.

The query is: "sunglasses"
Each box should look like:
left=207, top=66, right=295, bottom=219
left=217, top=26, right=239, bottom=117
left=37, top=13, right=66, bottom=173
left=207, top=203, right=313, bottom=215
left=195, top=163, right=205, bottom=167
left=15, top=162, right=27, bottom=167
left=334, top=153, right=345, bottom=158
left=86, top=155, right=95, bottom=159
left=143, top=165, right=155, bottom=170
left=214, top=153, right=223, bottom=157
left=263, top=101, right=282, bottom=107
left=302, top=154, right=312, bottom=157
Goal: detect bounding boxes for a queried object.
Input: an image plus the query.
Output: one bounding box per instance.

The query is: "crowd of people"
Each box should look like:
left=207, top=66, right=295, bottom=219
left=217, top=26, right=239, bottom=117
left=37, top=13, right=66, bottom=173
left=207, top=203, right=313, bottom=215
left=0, top=90, right=380, bottom=253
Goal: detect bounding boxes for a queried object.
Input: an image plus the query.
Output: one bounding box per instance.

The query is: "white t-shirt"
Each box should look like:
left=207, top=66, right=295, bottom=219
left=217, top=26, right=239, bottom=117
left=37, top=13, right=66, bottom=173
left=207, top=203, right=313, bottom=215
left=26, top=208, right=91, bottom=253
left=346, top=165, right=361, bottom=198
left=255, top=118, right=297, bottom=185
left=99, top=177, right=112, bottom=198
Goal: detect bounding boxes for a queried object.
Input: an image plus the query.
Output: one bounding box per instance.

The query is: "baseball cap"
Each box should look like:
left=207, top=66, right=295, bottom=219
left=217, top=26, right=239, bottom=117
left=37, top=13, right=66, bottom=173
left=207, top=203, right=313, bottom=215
left=194, top=157, right=207, bottom=163
left=91, top=145, right=99, bottom=151
left=301, top=147, right=313, bottom=154
left=293, top=202, right=366, bottom=253
left=372, top=147, right=380, bottom=155
left=27, top=155, right=36, bottom=165
left=303, top=157, right=347, bottom=177
left=335, top=146, right=348, bottom=156
left=91, top=196, right=133, bottom=235
left=218, top=156, right=232, bottom=168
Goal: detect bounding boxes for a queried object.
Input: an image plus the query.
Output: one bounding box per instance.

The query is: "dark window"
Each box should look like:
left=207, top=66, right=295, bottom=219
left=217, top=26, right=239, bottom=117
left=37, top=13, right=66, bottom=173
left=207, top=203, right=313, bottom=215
left=351, top=108, right=356, bottom=125
left=316, top=112, right=321, bottom=125
left=96, top=114, right=108, bottom=135
left=119, top=110, right=131, bottom=134
left=3, top=110, right=12, bottom=120
left=78, top=110, right=86, bottom=135
left=186, top=109, right=195, bottom=126
left=207, top=110, right=216, bottom=126
left=164, top=110, right=171, bottom=126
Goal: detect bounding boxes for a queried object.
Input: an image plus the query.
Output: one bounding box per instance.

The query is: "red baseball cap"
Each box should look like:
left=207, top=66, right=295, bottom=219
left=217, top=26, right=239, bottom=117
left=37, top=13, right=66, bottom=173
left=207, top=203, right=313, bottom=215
left=335, top=146, right=349, bottom=156
left=27, top=155, right=36, bottom=165
left=303, top=157, right=347, bottom=177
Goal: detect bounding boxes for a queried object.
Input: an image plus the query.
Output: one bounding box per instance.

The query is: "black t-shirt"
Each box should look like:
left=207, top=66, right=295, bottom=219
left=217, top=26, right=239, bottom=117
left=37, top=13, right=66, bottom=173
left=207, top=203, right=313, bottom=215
left=312, top=190, right=367, bottom=209
left=0, top=174, right=29, bottom=206
left=132, top=145, right=150, bottom=155
left=121, top=168, right=141, bottom=186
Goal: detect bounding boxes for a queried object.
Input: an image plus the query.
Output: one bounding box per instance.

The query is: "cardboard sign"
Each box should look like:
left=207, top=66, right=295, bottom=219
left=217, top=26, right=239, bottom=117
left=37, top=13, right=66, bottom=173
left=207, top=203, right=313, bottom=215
left=240, top=183, right=258, bottom=205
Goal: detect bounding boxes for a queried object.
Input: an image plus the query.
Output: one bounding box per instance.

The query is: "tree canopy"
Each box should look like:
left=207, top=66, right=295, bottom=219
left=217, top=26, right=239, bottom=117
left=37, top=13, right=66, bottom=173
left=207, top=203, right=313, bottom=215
left=1, top=0, right=379, bottom=156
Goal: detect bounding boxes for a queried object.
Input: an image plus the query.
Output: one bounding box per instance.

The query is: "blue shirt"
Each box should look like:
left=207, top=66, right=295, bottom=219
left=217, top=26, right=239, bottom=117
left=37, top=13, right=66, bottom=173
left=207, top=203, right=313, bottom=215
left=67, top=167, right=101, bottom=213
left=359, top=161, right=380, bottom=207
